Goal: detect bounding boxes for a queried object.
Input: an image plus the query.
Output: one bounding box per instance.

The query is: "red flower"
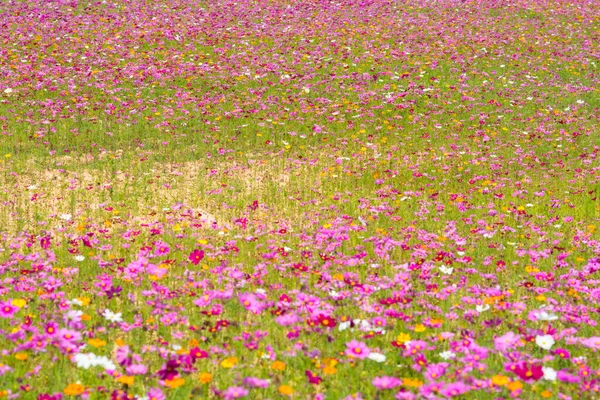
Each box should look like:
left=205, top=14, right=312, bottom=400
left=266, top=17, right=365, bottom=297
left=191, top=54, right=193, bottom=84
left=317, top=314, right=337, bottom=329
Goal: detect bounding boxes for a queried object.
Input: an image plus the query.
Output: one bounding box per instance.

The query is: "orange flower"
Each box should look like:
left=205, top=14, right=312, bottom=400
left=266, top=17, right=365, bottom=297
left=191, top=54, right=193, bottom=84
left=506, top=381, right=523, bottom=392
left=271, top=361, right=286, bottom=371
left=403, top=378, right=423, bottom=388
left=64, top=384, right=85, bottom=396
left=14, top=353, right=28, bottom=361
left=199, top=372, right=213, bottom=384
left=164, top=377, right=185, bottom=389
left=87, top=338, right=107, bottom=348
left=279, top=385, right=294, bottom=395
left=491, top=375, right=510, bottom=386
left=117, top=375, right=134, bottom=386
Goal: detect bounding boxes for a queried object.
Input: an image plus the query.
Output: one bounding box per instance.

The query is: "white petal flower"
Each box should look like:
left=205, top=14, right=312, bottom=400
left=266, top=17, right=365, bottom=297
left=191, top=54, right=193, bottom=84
left=60, top=213, right=72, bottom=221
left=338, top=321, right=351, bottom=332
left=542, top=366, right=557, bottom=381
left=439, top=351, right=456, bottom=360
left=439, top=266, right=454, bottom=275
left=102, top=309, right=123, bottom=323
left=368, top=352, right=386, bottom=362
left=535, top=311, right=558, bottom=321
left=74, top=255, right=85, bottom=262
left=476, top=304, right=490, bottom=313
left=535, top=335, right=555, bottom=350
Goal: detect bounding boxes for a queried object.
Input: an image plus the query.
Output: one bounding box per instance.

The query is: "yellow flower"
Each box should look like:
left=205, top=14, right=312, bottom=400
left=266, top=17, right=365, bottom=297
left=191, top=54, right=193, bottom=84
left=80, top=314, right=91, bottom=321
left=541, top=390, right=552, bottom=398
left=414, top=324, right=426, bottom=332
left=279, top=385, right=294, bottom=395
left=220, top=357, right=238, bottom=369
left=396, top=333, right=411, bottom=343
left=64, top=383, right=85, bottom=396
left=199, top=372, right=213, bottom=384
left=15, top=353, right=28, bottom=361
left=117, top=375, right=134, bottom=386
left=0, top=390, right=7, bottom=398
left=114, top=338, right=126, bottom=347
left=271, top=361, right=286, bottom=371
left=491, top=375, right=510, bottom=386
left=78, top=297, right=91, bottom=306
left=87, top=338, right=107, bottom=348
left=12, top=299, right=26, bottom=308
left=164, top=377, right=185, bottom=388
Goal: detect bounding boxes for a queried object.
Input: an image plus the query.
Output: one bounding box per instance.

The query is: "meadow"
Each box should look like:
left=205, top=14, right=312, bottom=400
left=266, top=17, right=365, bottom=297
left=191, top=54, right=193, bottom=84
left=1, top=0, right=600, bottom=398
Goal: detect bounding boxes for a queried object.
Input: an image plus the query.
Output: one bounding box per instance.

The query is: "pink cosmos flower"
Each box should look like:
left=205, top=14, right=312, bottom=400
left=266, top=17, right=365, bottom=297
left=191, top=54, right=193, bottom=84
left=0, top=301, right=18, bottom=318
left=494, top=331, right=520, bottom=352
left=222, top=386, right=248, bottom=400
left=345, top=340, right=370, bottom=359
left=372, top=376, right=401, bottom=390
left=439, top=382, right=470, bottom=397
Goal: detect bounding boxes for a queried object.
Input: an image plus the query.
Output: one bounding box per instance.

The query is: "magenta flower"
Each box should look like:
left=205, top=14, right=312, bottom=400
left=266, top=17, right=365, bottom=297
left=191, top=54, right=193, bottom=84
left=372, top=376, right=401, bottom=390
left=346, top=340, right=370, bottom=359
left=222, top=386, right=248, bottom=400
left=305, top=370, right=322, bottom=385
left=242, top=377, right=270, bottom=388
left=494, top=331, right=520, bottom=352
left=188, top=249, right=204, bottom=265
left=146, top=388, right=165, bottom=400
left=0, top=301, right=18, bottom=318
left=439, top=382, right=470, bottom=397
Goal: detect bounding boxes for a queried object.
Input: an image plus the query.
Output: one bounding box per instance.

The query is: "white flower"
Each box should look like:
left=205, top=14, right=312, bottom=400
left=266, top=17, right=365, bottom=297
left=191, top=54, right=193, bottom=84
left=73, top=353, right=95, bottom=369
left=439, top=266, right=453, bottom=275
left=368, top=352, right=386, bottom=362
left=329, top=290, right=340, bottom=297
left=439, top=351, right=456, bottom=360
left=172, top=344, right=182, bottom=351
left=102, top=309, right=123, bottom=323
left=66, top=310, right=83, bottom=321
left=576, top=99, right=585, bottom=104
left=476, top=304, right=490, bottom=313
left=535, top=335, right=555, bottom=350
left=68, top=298, right=83, bottom=306
left=338, top=321, right=351, bottom=331
left=3, top=88, right=13, bottom=94
left=27, top=185, right=37, bottom=190
left=74, top=255, right=85, bottom=262
left=525, top=203, right=534, bottom=207
left=535, top=311, right=558, bottom=321
left=542, top=366, right=557, bottom=381
left=255, top=289, right=266, bottom=295
left=94, top=355, right=116, bottom=370
left=60, top=213, right=72, bottom=221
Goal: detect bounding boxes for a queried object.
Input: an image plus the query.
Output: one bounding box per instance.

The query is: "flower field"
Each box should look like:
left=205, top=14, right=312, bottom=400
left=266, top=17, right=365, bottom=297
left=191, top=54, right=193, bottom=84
left=1, top=0, right=600, bottom=398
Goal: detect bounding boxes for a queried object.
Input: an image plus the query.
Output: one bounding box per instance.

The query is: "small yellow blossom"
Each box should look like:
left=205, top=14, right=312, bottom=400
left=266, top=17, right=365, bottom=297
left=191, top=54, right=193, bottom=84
left=220, top=357, right=238, bottom=369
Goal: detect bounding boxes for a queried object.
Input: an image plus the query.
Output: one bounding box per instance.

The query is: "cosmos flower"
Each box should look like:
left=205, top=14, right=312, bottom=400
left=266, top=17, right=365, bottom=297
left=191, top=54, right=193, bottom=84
left=102, top=309, right=123, bottom=323
left=535, top=335, right=555, bottom=350
left=345, top=340, right=370, bottom=359
left=372, top=376, right=401, bottom=390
